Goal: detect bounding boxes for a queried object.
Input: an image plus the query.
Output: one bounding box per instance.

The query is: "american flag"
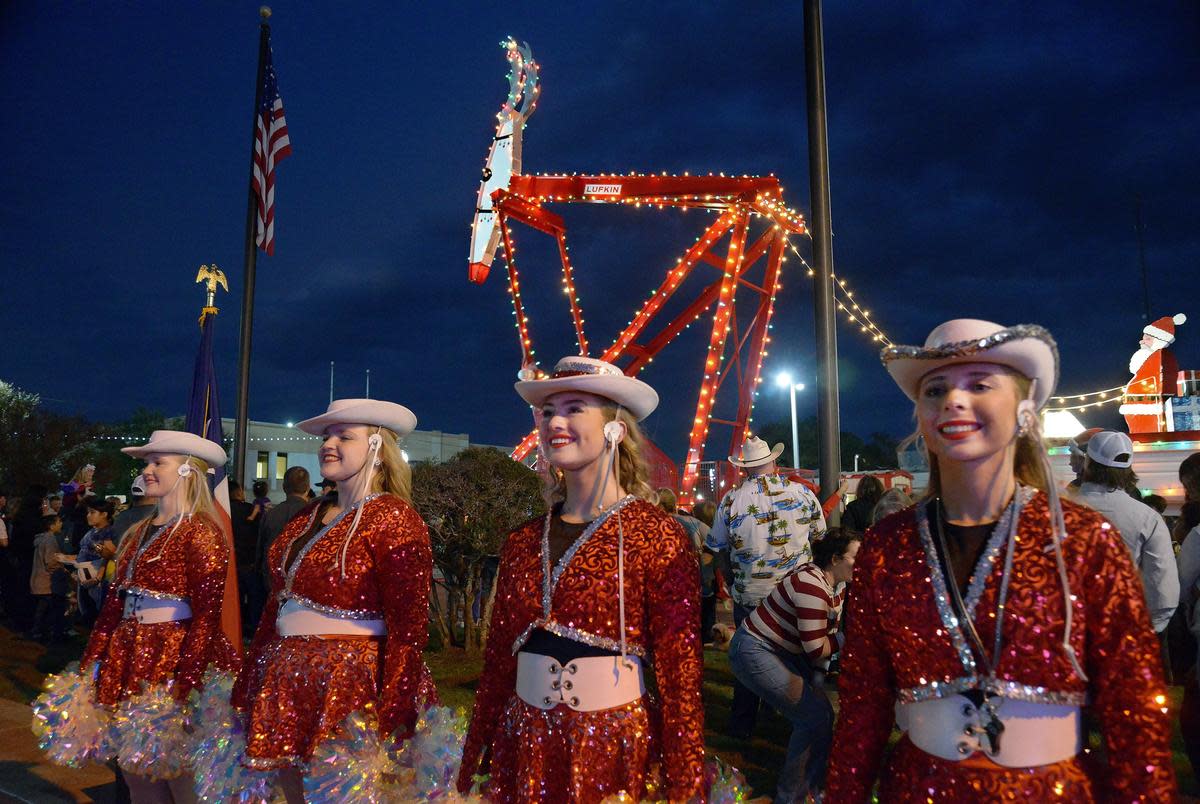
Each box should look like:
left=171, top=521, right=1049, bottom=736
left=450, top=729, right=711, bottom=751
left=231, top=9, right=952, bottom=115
left=253, top=36, right=292, bottom=256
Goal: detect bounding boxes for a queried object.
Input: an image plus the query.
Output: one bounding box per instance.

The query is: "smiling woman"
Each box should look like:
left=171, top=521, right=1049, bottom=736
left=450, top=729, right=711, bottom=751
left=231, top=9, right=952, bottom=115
left=232, top=398, right=434, bottom=804
left=458, top=355, right=710, bottom=803
left=824, top=320, right=1178, bottom=802
left=32, top=429, right=240, bottom=803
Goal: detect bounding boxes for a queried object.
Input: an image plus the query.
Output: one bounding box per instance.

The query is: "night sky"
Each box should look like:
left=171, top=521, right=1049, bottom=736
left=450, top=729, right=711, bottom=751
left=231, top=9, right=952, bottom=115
left=2, top=3, right=1197, bottom=463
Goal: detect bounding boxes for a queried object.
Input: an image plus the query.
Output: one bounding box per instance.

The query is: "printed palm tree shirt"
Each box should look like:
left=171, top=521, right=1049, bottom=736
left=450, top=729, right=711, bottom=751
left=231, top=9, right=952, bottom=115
left=706, top=473, right=827, bottom=608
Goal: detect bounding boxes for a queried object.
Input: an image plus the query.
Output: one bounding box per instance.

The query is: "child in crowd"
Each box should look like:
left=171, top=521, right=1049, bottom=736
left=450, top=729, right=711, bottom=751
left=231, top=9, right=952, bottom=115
left=30, top=514, right=70, bottom=642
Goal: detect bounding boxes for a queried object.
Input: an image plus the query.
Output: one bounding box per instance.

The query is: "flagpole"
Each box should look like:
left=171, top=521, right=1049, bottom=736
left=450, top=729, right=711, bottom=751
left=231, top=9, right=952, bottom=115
left=234, top=7, right=272, bottom=489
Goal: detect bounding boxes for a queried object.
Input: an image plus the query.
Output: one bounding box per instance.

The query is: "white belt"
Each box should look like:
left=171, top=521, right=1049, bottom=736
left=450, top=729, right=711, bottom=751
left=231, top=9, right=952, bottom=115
left=276, top=598, right=386, bottom=637
left=516, top=653, right=645, bottom=712
left=122, top=593, right=192, bottom=624
left=897, top=695, right=1081, bottom=768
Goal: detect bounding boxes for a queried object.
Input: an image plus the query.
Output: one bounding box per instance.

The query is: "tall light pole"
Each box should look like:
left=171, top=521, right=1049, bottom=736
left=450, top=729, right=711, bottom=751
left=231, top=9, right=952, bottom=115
left=776, top=372, right=806, bottom=469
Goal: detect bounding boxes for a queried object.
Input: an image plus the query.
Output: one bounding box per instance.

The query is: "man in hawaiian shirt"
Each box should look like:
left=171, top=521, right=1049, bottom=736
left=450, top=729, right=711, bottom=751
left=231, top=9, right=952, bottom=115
left=707, top=436, right=827, bottom=740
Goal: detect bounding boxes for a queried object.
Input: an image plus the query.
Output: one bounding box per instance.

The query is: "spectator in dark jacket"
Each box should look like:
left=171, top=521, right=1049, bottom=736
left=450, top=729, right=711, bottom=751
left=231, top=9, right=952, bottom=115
left=840, top=475, right=883, bottom=534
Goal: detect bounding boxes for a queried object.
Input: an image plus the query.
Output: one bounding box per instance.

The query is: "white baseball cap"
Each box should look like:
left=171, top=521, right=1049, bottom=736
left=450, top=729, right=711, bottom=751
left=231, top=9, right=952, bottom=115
left=1086, top=431, right=1135, bottom=469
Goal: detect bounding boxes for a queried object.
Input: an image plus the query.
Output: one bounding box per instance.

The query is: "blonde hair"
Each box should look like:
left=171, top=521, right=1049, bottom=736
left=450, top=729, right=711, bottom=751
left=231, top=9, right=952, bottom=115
left=906, top=369, right=1049, bottom=500
left=369, top=427, right=413, bottom=503
left=544, top=405, right=657, bottom=506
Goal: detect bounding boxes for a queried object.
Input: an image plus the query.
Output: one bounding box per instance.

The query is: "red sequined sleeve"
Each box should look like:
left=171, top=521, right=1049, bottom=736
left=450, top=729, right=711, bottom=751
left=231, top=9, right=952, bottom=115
left=457, top=528, right=529, bottom=792
left=173, top=518, right=237, bottom=699
left=824, top=530, right=895, bottom=803
left=374, top=499, right=437, bottom=740
left=1080, top=517, right=1178, bottom=800
left=231, top=573, right=281, bottom=711
left=644, top=515, right=707, bottom=802
left=80, top=550, right=131, bottom=669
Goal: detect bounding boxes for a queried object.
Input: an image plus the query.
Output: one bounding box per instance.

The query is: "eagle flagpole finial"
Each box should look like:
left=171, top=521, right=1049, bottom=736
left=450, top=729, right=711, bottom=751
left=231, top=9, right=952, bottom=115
left=195, top=264, right=229, bottom=321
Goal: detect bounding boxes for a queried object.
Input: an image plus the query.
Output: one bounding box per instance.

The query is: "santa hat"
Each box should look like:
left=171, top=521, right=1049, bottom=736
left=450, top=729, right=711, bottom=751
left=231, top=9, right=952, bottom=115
left=1144, top=313, right=1186, bottom=344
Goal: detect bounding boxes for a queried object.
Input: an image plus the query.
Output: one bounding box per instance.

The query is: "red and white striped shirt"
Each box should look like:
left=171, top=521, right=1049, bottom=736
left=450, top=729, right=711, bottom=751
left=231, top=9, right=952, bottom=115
left=744, top=563, right=844, bottom=664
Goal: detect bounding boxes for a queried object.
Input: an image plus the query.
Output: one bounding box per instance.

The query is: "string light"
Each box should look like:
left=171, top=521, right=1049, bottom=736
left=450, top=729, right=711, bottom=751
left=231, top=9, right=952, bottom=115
left=786, top=242, right=893, bottom=347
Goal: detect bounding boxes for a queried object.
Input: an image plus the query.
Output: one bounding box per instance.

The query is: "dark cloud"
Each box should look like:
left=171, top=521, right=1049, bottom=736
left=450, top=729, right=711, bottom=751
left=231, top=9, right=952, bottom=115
left=0, top=2, right=1196, bottom=461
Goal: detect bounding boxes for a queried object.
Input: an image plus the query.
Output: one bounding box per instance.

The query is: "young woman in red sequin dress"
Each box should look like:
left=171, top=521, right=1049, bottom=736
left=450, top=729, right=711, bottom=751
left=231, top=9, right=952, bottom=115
left=458, top=356, right=706, bottom=803
left=825, top=320, right=1177, bottom=802
left=233, top=399, right=435, bottom=803
left=58, top=430, right=239, bottom=803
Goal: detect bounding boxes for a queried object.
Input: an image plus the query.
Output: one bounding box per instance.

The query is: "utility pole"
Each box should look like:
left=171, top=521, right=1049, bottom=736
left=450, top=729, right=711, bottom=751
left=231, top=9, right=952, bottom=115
left=803, top=0, right=842, bottom=498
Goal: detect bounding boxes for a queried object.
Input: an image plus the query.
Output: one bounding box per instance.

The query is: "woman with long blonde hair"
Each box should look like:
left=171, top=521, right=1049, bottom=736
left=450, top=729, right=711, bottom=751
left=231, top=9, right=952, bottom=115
left=34, top=430, right=240, bottom=803
left=458, top=356, right=707, bottom=802
left=825, top=320, right=1175, bottom=801
left=233, top=399, right=434, bottom=803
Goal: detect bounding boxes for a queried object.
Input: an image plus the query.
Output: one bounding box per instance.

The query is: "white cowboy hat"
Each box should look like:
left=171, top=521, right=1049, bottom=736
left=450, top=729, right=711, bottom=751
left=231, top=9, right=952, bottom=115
left=121, top=430, right=227, bottom=468
left=729, top=436, right=785, bottom=468
left=881, top=320, right=1059, bottom=409
left=296, top=399, right=417, bottom=437
left=515, top=356, right=659, bottom=421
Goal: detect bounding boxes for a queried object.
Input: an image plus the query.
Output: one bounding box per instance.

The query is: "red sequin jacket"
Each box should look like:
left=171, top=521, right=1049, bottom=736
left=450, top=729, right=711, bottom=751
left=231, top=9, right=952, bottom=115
left=825, top=491, right=1176, bottom=801
left=232, top=494, right=435, bottom=739
left=81, top=513, right=238, bottom=699
left=459, top=499, right=707, bottom=801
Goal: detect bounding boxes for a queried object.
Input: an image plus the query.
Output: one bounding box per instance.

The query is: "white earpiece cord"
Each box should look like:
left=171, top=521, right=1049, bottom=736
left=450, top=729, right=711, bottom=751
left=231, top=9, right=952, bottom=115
left=338, top=427, right=384, bottom=579
left=149, top=455, right=198, bottom=562
left=1020, top=381, right=1086, bottom=682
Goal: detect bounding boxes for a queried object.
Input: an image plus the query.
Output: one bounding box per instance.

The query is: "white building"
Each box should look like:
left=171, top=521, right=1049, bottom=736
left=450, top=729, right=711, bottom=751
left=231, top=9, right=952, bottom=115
left=222, top=418, right=503, bottom=499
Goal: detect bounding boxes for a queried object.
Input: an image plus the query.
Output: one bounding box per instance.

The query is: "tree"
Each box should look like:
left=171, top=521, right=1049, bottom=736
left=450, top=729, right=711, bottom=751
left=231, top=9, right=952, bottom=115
left=412, top=447, right=545, bottom=653
left=0, top=380, right=96, bottom=494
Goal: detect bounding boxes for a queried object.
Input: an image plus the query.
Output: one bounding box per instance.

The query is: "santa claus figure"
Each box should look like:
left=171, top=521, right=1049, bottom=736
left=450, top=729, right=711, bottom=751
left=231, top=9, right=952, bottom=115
left=1120, top=313, right=1186, bottom=433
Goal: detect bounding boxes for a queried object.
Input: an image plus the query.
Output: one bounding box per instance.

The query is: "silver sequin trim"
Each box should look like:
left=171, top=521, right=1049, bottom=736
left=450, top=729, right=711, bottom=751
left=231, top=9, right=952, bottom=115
left=916, top=505, right=977, bottom=675
left=961, top=486, right=1033, bottom=620
left=915, top=487, right=1033, bottom=676
left=121, top=515, right=182, bottom=585
left=243, top=755, right=306, bottom=770
left=277, top=592, right=383, bottom=621
left=119, top=585, right=188, bottom=603
left=281, top=493, right=383, bottom=595
left=897, top=675, right=1086, bottom=707
left=879, top=323, right=1059, bottom=376
left=512, top=617, right=646, bottom=657
left=541, top=495, right=637, bottom=616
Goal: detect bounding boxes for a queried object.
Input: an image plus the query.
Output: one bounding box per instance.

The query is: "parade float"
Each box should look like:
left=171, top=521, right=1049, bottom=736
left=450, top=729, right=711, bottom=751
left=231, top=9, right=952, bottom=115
left=1043, top=313, right=1196, bottom=511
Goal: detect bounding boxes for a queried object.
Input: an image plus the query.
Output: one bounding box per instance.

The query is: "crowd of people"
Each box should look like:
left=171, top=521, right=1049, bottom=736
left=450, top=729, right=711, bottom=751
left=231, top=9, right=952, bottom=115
left=5, top=317, right=1198, bottom=802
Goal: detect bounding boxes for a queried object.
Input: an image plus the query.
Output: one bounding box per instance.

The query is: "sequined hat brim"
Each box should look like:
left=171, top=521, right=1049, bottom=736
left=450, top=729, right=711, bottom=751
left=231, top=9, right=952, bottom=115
left=881, top=324, right=1059, bottom=408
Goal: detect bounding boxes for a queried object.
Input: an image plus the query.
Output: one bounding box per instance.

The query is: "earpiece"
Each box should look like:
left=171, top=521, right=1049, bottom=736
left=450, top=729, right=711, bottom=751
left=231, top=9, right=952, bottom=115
left=177, top=460, right=194, bottom=478
left=1017, top=399, right=1036, bottom=425
left=1016, top=399, right=1036, bottom=437
left=603, top=421, right=624, bottom=447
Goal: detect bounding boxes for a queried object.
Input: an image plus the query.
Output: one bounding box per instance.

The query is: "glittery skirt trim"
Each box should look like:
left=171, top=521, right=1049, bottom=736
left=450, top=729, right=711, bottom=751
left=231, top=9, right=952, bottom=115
left=878, top=735, right=1095, bottom=802
left=93, top=619, right=187, bottom=707
left=242, top=635, right=384, bottom=766
left=485, top=695, right=663, bottom=804
left=512, top=618, right=647, bottom=658
left=279, top=592, right=384, bottom=621
left=896, top=676, right=1087, bottom=706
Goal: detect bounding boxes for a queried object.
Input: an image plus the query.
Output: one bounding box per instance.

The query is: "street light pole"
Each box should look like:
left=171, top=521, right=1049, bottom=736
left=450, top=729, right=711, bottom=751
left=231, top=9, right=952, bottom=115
left=777, top=372, right=806, bottom=469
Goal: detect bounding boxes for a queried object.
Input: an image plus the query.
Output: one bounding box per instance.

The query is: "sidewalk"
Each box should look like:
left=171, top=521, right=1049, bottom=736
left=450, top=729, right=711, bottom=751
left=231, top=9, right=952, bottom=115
left=0, top=698, right=115, bottom=803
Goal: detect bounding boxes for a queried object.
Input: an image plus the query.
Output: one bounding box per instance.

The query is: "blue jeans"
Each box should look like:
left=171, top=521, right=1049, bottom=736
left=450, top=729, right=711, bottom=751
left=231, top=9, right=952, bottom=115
left=727, top=602, right=762, bottom=736
left=728, top=629, right=834, bottom=803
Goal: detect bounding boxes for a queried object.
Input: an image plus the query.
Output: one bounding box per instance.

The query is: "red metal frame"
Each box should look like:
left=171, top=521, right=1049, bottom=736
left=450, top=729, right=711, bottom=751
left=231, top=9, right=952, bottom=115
left=476, top=174, right=805, bottom=504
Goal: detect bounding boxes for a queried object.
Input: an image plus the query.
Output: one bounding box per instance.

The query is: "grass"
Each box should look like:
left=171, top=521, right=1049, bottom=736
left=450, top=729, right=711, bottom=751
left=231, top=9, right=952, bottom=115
left=2, top=627, right=1195, bottom=798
